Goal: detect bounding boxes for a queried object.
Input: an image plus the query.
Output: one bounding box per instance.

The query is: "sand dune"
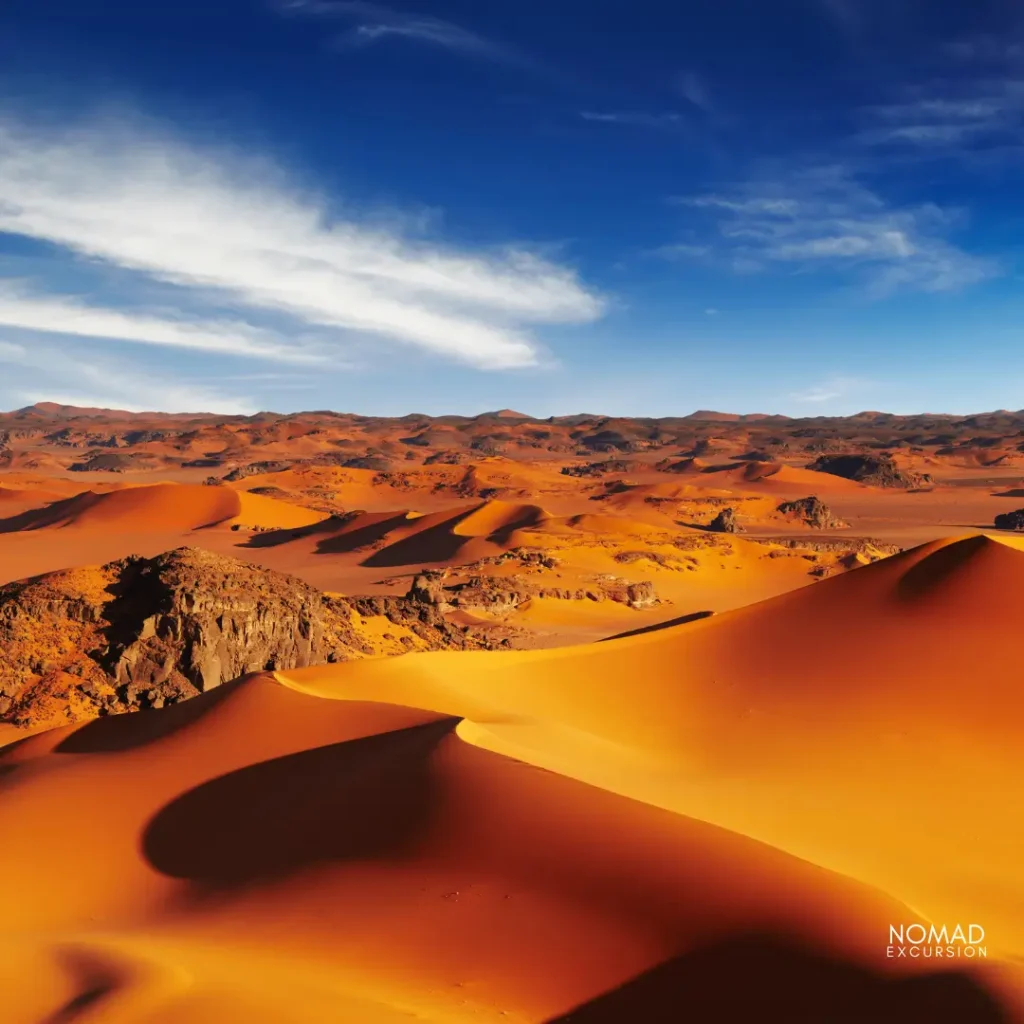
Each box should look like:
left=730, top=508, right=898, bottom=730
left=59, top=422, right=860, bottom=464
left=722, top=461, right=865, bottom=492
left=660, top=459, right=863, bottom=492
left=248, top=500, right=552, bottom=568
left=0, top=483, right=328, bottom=534
left=1, top=534, right=1021, bottom=1022
left=278, top=534, right=1024, bottom=957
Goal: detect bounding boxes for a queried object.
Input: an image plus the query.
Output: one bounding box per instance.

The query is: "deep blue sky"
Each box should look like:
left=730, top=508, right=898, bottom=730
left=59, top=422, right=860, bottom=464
left=1, top=0, right=1023, bottom=416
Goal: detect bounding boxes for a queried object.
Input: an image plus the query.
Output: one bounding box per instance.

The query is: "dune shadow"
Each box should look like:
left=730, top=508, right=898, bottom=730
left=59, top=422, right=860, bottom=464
left=896, top=534, right=994, bottom=601
left=0, top=733, right=37, bottom=760
left=56, top=680, right=245, bottom=755
left=317, top=512, right=419, bottom=556
left=0, top=494, right=81, bottom=533
left=358, top=504, right=542, bottom=568
left=359, top=516, right=474, bottom=568
left=42, top=951, right=123, bottom=1024
left=549, top=935, right=1009, bottom=1023
left=599, top=610, right=714, bottom=642
left=142, top=718, right=457, bottom=888
left=240, top=514, right=365, bottom=550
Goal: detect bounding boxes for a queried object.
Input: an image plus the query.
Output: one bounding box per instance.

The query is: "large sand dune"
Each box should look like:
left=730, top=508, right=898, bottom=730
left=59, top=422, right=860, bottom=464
left=0, top=483, right=328, bottom=533
left=1, top=534, right=1021, bottom=1022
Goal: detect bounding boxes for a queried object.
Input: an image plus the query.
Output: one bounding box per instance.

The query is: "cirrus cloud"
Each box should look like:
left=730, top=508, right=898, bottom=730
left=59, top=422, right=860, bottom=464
left=0, top=112, right=606, bottom=376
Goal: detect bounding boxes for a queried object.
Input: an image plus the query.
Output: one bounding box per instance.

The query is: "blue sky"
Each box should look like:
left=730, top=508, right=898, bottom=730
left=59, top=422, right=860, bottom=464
left=1, top=0, right=1023, bottom=416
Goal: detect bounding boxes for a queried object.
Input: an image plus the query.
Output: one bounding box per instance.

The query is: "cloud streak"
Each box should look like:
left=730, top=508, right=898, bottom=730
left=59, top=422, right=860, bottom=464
left=856, top=82, right=1024, bottom=149
left=580, top=110, right=689, bottom=131
left=277, top=1, right=530, bottom=68
left=0, top=285, right=323, bottom=363
left=669, top=166, right=993, bottom=294
left=788, top=375, right=872, bottom=404
left=0, top=114, right=605, bottom=372
left=0, top=339, right=257, bottom=415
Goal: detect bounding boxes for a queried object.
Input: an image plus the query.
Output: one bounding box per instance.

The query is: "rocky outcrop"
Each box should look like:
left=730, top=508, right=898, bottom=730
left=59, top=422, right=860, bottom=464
left=994, top=508, right=1024, bottom=531
left=0, top=548, right=500, bottom=732
left=223, top=460, right=296, bottom=482
left=70, top=452, right=153, bottom=472
left=809, top=454, right=931, bottom=489
left=708, top=508, right=741, bottom=533
left=776, top=496, right=848, bottom=529
left=754, top=537, right=900, bottom=556
left=401, top=569, right=660, bottom=616
left=561, top=460, right=636, bottom=478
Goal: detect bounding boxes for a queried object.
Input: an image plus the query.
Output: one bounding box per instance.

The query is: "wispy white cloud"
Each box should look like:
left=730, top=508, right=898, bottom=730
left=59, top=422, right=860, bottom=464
left=0, top=285, right=323, bottom=363
left=789, top=375, right=872, bottom=404
left=580, top=110, right=688, bottom=131
left=856, top=82, right=1024, bottom=149
left=677, top=72, right=715, bottom=115
left=0, top=113, right=605, bottom=372
left=0, top=339, right=256, bottom=415
left=669, top=166, right=993, bottom=294
left=276, top=1, right=529, bottom=68
left=650, top=243, right=712, bottom=260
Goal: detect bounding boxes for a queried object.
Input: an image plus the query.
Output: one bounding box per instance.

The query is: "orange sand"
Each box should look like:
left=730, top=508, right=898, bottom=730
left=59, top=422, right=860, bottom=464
left=0, top=483, right=328, bottom=534
left=1, top=534, right=1022, bottom=1022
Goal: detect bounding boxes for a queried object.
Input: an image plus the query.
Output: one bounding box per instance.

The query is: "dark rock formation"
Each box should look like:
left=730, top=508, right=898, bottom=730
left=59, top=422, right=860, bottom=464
left=776, top=496, right=849, bottom=529
left=620, top=581, right=658, bottom=610
left=0, top=548, right=498, bottom=731
left=400, top=567, right=659, bottom=617
left=70, top=452, right=148, bottom=472
left=809, top=454, right=931, bottom=489
left=223, top=460, right=295, bottom=482
left=561, top=460, right=635, bottom=477
left=754, top=537, right=900, bottom=557
left=994, top=508, right=1024, bottom=531
left=342, top=455, right=392, bottom=471
left=708, top=508, right=741, bottom=533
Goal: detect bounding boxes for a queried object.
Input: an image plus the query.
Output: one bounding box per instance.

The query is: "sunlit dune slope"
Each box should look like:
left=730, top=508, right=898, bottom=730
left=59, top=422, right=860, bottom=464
left=2, top=534, right=1023, bottom=1020
left=1, top=666, right=1018, bottom=1022
left=723, top=461, right=865, bottom=492
left=661, top=459, right=864, bottom=493
left=0, top=483, right=328, bottom=533
left=278, top=534, right=1024, bottom=964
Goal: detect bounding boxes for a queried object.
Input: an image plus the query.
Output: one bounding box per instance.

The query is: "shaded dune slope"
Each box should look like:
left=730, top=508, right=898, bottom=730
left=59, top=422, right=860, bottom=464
left=1, top=535, right=1022, bottom=1021
left=246, top=499, right=553, bottom=567
left=0, top=483, right=326, bottom=534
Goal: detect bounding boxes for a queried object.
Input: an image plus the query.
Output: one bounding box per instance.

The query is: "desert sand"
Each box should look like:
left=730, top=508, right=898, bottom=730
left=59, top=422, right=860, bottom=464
left=2, top=537, right=1023, bottom=1020
left=2, top=404, right=1024, bottom=1021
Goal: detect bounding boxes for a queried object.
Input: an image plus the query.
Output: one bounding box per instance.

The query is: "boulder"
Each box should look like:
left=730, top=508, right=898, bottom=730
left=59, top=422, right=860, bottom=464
left=994, top=508, right=1024, bottom=532
left=708, top=508, right=741, bottom=533
left=776, top=496, right=848, bottom=529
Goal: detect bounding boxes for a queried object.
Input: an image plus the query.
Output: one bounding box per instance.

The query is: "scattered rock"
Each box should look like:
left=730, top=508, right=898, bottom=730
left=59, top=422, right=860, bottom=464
left=776, top=496, right=848, bottom=529
left=223, top=460, right=296, bottom=482
left=707, top=508, right=741, bottom=533
left=994, top=508, right=1024, bottom=531
left=808, top=454, right=931, bottom=489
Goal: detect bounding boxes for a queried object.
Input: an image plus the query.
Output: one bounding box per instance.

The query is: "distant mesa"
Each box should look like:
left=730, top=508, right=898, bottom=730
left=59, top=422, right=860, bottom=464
left=477, top=408, right=533, bottom=421
left=683, top=410, right=790, bottom=423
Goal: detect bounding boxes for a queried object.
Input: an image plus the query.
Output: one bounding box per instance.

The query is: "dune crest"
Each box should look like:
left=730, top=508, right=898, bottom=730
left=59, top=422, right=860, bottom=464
left=1, top=534, right=1022, bottom=1021
left=0, top=483, right=328, bottom=534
